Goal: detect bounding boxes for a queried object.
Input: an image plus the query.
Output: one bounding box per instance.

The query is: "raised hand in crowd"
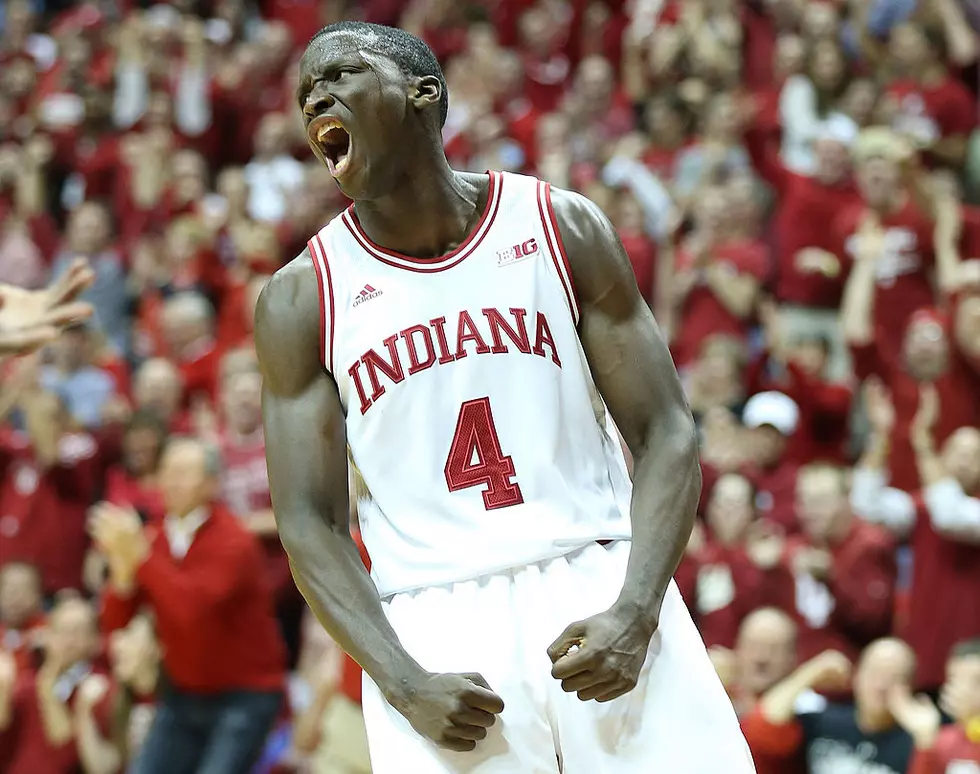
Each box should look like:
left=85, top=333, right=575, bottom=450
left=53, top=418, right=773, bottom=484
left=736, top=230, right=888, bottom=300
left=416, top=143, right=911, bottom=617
left=0, top=259, right=94, bottom=358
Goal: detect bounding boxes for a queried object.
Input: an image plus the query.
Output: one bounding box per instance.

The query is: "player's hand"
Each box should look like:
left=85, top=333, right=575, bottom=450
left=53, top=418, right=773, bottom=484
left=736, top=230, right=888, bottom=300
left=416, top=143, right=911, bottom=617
left=548, top=605, right=656, bottom=703
left=386, top=672, right=504, bottom=752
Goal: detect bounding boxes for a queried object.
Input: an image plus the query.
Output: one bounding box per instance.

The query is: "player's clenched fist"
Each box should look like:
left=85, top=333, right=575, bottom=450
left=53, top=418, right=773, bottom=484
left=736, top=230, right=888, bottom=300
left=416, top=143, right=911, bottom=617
left=548, top=606, right=657, bottom=703
left=386, top=672, right=505, bottom=752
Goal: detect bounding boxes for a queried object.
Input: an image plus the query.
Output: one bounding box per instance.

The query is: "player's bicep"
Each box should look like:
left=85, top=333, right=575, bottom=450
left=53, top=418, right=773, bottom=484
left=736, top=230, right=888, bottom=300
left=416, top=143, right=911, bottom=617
left=261, top=376, right=349, bottom=533
left=552, top=189, right=691, bottom=453
left=255, top=258, right=350, bottom=541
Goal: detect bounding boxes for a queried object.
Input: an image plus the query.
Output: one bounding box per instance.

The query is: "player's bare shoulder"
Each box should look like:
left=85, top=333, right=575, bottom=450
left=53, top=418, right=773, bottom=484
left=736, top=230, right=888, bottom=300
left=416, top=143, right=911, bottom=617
left=546, top=184, right=641, bottom=315
left=255, top=248, right=323, bottom=394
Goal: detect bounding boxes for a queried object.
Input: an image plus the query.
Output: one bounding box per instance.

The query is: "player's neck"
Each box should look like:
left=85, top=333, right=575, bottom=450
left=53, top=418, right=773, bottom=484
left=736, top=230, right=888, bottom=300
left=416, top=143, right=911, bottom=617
left=353, top=155, right=486, bottom=259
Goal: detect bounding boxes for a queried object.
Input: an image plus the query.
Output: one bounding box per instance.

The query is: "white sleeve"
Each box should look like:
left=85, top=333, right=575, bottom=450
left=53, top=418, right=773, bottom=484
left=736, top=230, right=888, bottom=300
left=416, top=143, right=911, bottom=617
left=924, top=478, right=980, bottom=543
left=794, top=690, right=827, bottom=716
left=849, top=468, right=916, bottom=537
left=174, top=64, right=212, bottom=137
left=779, top=76, right=822, bottom=145
left=112, top=63, right=149, bottom=129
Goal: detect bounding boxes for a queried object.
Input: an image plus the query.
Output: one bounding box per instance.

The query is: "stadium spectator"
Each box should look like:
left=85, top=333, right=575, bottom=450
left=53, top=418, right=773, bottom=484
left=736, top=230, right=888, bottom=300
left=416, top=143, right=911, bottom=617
left=743, top=639, right=922, bottom=773
left=676, top=473, right=793, bottom=649
left=787, top=464, right=896, bottom=662
left=739, top=391, right=802, bottom=533
left=0, top=562, right=44, bottom=673
left=905, top=638, right=980, bottom=772
left=0, top=596, right=109, bottom=774
left=92, top=436, right=285, bottom=774
left=0, top=1, right=979, bottom=771
left=851, top=381, right=980, bottom=690
left=0, top=387, right=102, bottom=595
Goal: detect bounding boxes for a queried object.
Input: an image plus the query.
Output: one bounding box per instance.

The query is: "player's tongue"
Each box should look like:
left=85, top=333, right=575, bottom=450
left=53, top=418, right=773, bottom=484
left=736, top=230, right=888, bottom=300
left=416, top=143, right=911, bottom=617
left=317, top=124, right=352, bottom=176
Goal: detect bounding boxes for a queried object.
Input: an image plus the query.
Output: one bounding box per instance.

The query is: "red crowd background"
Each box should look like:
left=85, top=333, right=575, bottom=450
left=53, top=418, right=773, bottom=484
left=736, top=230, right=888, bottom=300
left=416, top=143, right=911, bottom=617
left=0, top=0, right=979, bottom=772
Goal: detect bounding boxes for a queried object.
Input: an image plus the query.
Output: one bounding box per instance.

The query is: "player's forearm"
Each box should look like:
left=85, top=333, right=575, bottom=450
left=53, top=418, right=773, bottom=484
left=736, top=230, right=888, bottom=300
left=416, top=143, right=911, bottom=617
left=282, top=514, right=426, bottom=700
left=615, top=407, right=700, bottom=625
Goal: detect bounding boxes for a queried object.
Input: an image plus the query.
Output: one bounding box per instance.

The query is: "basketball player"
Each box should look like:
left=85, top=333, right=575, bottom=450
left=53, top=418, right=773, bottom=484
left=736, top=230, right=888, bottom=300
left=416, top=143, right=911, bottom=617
left=255, top=21, right=755, bottom=773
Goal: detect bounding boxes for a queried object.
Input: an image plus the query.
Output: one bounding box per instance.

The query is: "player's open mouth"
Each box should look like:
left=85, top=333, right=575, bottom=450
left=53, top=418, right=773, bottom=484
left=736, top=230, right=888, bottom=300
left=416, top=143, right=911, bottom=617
left=314, top=118, right=353, bottom=177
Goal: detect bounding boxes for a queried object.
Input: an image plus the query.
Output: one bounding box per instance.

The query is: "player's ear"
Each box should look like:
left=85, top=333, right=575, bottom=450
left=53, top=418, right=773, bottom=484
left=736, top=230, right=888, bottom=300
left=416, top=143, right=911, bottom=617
left=410, top=75, right=442, bottom=113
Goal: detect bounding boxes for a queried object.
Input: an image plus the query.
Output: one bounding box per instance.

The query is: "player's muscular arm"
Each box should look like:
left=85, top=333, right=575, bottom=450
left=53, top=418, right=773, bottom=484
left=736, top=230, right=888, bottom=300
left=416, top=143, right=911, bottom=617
left=256, top=253, right=503, bottom=752
left=546, top=188, right=701, bottom=702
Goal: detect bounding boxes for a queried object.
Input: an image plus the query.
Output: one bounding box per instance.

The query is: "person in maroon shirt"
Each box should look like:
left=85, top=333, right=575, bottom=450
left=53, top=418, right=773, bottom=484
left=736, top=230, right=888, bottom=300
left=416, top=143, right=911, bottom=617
left=744, top=114, right=860, bottom=312
left=784, top=465, right=896, bottom=663
left=0, top=596, right=112, bottom=774
left=669, top=185, right=769, bottom=369
left=851, top=383, right=980, bottom=690
left=91, top=436, right=285, bottom=774
left=740, top=391, right=802, bottom=534
left=842, top=223, right=980, bottom=490
left=906, top=639, right=980, bottom=773
left=0, top=390, right=102, bottom=594
left=675, top=473, right=793, bottom=649
left=748, top=301, right=854, bottom=465
left=709, top=608, right=805, bottom=774
left=0, top=562, right=45, bottom=673
left=833, top=131, right=942, bottom=369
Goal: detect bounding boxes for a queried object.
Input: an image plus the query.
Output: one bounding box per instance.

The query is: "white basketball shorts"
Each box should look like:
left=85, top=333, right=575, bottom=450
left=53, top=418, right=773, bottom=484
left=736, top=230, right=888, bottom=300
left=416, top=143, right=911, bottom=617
left=361, top=541, right=757, bottom=773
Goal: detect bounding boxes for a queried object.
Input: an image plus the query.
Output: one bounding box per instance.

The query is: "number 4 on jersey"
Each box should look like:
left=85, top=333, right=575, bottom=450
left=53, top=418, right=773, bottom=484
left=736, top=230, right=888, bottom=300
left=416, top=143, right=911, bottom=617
left=444, top=397, right=524, bottom=510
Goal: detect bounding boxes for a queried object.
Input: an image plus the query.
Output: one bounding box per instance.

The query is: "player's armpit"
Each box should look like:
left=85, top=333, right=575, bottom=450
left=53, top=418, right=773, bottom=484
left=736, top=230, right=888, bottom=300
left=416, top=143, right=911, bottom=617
left=255, top=252, right=425, bottom=696
left=548, top=186, right=700, bottom=627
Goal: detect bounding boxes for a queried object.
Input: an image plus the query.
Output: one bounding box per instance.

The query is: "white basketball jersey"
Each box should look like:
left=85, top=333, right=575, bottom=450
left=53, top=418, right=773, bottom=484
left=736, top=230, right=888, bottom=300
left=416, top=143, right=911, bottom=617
left=309, top=171, right=632, bottom=596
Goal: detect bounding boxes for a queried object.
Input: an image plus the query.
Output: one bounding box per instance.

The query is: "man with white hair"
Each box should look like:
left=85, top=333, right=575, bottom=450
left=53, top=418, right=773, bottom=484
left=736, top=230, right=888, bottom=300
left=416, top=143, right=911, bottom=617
left=91, top=436, right=285, bottom=774
left=161, top=291, right=220, bottom=406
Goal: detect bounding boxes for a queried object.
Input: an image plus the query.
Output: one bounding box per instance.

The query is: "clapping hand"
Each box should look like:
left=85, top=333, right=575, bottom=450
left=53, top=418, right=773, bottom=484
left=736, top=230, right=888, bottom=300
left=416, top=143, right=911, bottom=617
left=0, top=259, right=94, bottom=356
left=88, top=503, right=150, bottom=591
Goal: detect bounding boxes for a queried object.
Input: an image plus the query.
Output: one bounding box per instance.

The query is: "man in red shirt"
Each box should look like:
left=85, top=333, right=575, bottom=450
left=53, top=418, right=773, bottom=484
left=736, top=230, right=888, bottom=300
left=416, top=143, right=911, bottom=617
left=851, top=383, right=980, bottom=690
left=842, top=199, right=980, bottom=490
left=676, top=473, right=793, bottom=649
left=0, top=389, right=102, bottom=594
left=744, top=116, right=861, bottom=382
left=91, top=436, right=285, bottom=774
left=834, top=131, right=940, bottom=368
left=161, top=291, right=222, bottom=408
left=668, top=185, right=769, bottom=370
left=784, top=465, right=896, bottom=662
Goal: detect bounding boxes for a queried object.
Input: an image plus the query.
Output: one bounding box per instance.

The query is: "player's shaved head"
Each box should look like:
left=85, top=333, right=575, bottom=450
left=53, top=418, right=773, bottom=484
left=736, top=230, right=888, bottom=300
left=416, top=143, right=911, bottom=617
left=307, top=21, right=449, bottom=128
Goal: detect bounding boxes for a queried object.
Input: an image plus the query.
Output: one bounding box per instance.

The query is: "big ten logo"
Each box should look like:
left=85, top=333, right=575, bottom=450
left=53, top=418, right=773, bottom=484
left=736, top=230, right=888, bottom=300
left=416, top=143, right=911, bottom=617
left=496, top=238, right=539, bottom=267
left=845, top=227, right=921, bottom=288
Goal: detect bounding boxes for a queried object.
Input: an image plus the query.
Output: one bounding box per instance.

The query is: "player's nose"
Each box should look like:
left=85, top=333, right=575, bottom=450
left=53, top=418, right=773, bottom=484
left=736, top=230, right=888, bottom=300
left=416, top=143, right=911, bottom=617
left=303, top=85, right=335, bottom=119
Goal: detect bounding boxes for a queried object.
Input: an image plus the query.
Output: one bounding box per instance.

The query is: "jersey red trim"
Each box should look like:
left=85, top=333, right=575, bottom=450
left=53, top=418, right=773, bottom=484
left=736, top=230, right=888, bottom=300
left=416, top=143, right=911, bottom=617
left=308, top=234, right=335, bottom=373
left=536, top=181, right=579, bottom=323
left=543, top=183, right=578, bottom=309
left=340, top=172, right=502, bottom=273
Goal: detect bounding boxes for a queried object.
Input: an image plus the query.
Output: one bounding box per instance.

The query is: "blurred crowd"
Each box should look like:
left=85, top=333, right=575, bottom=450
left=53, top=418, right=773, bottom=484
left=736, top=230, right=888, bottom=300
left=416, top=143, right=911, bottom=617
left=0, top=0, right=979, bottom=772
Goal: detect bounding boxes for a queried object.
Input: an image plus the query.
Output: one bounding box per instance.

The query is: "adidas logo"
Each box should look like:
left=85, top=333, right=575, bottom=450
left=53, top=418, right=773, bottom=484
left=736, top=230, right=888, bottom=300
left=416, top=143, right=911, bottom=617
left=352, top=283, right=383, bottom=307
